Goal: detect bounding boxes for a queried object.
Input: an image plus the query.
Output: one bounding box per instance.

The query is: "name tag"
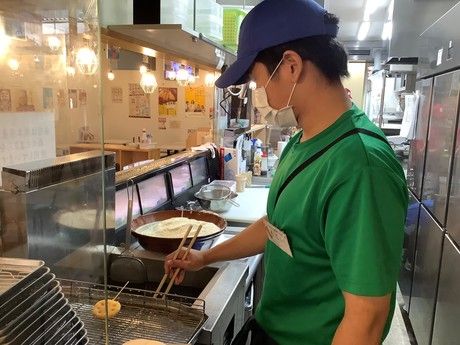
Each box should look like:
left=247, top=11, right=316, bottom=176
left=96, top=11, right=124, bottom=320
left=264, top=218, right=293, bottom=258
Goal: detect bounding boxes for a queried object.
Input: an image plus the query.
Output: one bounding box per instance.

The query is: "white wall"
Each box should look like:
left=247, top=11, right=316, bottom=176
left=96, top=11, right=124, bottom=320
left=101, top=51, right=216, bottom=147
left=343, top=62, right=366, bottom=109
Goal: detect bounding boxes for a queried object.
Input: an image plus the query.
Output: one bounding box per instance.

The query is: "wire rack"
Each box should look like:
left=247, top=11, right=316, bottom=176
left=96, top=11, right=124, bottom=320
left=60, top=280, right=207, bottom=344
left=0, top=258, right=44, bottom=295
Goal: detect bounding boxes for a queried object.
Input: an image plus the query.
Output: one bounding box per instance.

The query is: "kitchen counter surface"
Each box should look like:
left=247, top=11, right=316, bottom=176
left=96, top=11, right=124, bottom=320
left=219, top=187, right=270, bottom=225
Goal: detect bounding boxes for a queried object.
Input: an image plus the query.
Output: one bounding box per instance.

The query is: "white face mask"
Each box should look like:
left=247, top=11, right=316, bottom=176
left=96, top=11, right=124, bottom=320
left=251, top=58, right=298, bottom=128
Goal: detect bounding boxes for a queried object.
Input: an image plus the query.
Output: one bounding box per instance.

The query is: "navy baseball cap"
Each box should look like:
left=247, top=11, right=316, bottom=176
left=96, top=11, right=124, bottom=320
left=215, top=0, right=339, bottom=88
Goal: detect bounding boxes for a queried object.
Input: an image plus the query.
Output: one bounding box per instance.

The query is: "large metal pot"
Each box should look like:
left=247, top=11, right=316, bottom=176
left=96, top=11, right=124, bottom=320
left=131, top=210, right=226, bottom=253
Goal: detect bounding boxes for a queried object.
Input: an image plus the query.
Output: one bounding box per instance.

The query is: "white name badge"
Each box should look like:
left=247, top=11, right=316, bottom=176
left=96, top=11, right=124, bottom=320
left=264, top=218, right=293, bottom=258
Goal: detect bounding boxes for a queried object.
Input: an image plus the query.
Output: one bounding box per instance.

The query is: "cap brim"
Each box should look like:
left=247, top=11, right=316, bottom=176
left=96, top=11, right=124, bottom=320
left=215, top=52, right=258, bottom=88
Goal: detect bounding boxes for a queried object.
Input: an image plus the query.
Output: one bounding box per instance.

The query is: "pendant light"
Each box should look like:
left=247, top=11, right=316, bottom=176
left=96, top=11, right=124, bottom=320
left=76, top=47, right=98, bottom=75
left=140, top=71, right=158, bottom=93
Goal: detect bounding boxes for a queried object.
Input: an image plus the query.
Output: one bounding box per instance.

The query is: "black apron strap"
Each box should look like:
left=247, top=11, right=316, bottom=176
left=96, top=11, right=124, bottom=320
left=231, top=316, right=279, bottom=345
left=273, top=128, right=391, bottom=208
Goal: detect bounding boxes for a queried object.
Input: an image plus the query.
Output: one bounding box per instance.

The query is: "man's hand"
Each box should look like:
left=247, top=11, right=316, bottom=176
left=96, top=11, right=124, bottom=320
left=332, top=292, right=391, bottom=345
left=163, top=217, right=268, bottom=285
left=164, top=248, right=207, bottom=285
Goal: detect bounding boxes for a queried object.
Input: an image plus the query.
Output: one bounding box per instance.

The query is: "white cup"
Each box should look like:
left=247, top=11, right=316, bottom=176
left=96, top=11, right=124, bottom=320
left=236, top=174, right=247, bottom=193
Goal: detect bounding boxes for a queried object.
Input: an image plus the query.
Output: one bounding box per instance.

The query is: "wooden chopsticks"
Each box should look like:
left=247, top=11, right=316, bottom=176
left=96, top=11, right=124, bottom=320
left=154, top=224, right=203, bottom=299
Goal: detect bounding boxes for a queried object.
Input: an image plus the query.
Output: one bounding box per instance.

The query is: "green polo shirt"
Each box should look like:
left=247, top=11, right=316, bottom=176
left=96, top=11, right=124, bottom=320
left=255, top=105, right=408, bottom=345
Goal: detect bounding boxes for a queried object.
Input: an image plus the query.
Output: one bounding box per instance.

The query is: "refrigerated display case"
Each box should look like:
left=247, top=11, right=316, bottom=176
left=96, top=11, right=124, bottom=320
left=431, top=235, right=460, bottom=345
left=421, top=71, right=460, bottom=226
left=407, top=78, right=433, bottom=199
left=399, top=190, right=420, bottom=312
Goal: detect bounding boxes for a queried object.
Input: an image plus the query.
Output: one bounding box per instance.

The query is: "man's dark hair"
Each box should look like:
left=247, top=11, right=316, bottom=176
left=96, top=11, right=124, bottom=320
left=254, top=13, right=349, bottom=83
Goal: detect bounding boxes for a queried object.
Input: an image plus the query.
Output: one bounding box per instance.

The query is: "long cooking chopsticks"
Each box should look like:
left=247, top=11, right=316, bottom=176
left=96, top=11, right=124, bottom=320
left=153, top=225, right=193, bottom=298
left=162, top=225, right=202, bottom=298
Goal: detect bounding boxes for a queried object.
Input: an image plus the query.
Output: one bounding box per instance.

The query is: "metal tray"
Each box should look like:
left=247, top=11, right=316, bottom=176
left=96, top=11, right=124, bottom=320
left=0, top=285, right=62, bottom=342
left=14, top=298, right=70, bottom=344
left=0, top=258, right=44, bottom=296
left=0, top=266, right=50, bottom=308
left=63, top=328, right=88, bottom=345
left=60, top=279, right=207, bottom=344
left=2, top=291, right=65, bottom=345
left=0, top=274, right=57, bottom=334
left=36, top=309, right=76, bottom=345
left=43, top=311, right=83, bottom=345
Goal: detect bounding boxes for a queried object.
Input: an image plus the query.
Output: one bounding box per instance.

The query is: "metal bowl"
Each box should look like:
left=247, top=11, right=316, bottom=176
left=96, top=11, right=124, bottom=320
left=194, top=191, right=238, bottom=213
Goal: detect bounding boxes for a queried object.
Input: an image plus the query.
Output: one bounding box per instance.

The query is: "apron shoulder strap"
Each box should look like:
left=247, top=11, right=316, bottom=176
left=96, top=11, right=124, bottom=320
left=273, top=128, right=391, bottom=208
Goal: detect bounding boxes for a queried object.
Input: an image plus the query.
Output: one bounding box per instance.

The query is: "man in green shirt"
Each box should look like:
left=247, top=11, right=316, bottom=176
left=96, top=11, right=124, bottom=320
left=165, top=1, right=408, bottom=344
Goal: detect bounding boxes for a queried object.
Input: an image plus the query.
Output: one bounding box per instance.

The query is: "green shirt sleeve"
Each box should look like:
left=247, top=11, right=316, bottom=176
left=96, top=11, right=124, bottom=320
left=323, top=166, right=408, bottom=296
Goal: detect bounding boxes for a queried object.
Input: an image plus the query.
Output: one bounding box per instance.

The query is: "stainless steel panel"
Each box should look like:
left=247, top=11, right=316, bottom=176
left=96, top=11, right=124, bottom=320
left=446, top=115, right=460, bottom=244
left=410, top=206, right=445, bottom=345
left=399, top=190, right=420, bottom=312
left=418, top=2, right=460, bottom=78
left=432, top=235, right=460, bottom=345
left=407, top=78, right=433, bottom=198
left=421, top=71, right=460, bottom=226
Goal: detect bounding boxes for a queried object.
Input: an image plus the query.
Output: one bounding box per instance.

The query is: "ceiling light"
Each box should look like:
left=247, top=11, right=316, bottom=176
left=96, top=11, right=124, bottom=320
left=139, top=65, right=148, bottom=74
left=388, top=0, right=395, bottom=21
left=248, top=81, right=257, bottom=90
left=358, top=21, right=371, bottom=41
left=364, top=0, right=379, bottom=21
left=176, top=67, right=190, bottom=86
left=107, top=71, right=115, bottom=81
left=140, top=72, right=158, bottom=93
left=8, top=58, right=19, bottom=71
left=0, top=34, right=10, bottom=57
left=205, top=73, right=215, bottom=87
left=76, top=47, right=98, bottom=75
left=381, top=21, right=393, bottom=41
left=66, top=66, right=76, bottom=77
left=47, top=36, right=61, bottom=51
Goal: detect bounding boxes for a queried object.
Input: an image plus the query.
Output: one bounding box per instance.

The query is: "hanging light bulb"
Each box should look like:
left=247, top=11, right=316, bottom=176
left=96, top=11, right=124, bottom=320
left=165, top=70, right=176, bottom=80
left=140, top=72, right=158, bottom=94
left=188, top=74, right=196, bottom=85
left=139, top=65, right=148, bottom=74
left=205, top=73, right=215, bottom=87
left=176, top=67, right=189, bottom=86
left=248, top=81, right=257, bottom=90
left=66, top=66, right=76, bottom=77
left=76, top=47, right=98, bottom=75
left=107, top=70, right=115, bottom=81
left=47, top=36, right=61, bottom=51
left=8, top=58, right=19, bottom=71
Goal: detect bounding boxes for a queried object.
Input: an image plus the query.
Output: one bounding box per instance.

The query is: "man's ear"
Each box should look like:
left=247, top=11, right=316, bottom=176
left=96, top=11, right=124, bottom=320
left=282, top=50, right=303, bottom=83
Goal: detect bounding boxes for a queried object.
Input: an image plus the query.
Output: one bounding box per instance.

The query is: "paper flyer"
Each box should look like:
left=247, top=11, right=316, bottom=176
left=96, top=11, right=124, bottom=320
left=158, top=87, right=178, bottom=116
left=129, top=83, right=151, bottom=118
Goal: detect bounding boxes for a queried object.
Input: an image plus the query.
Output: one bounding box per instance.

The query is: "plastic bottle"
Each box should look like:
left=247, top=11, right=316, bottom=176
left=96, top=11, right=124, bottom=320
left=141, top=128, right=147, bottom=143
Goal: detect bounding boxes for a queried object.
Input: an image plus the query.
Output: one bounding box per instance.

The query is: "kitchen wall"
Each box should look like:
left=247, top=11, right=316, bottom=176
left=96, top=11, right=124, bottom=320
left=101, top=51, right=216, bottom=147
left=343, top=62, right=366, bottom=109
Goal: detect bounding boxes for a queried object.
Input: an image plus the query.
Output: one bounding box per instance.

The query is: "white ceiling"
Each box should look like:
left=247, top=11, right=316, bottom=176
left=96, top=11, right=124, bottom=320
left=218, top=0, right=393, bottom=58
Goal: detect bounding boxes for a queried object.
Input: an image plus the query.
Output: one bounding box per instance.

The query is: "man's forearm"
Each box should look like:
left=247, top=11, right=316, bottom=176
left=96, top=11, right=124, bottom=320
left=203, top=217, right=268, bottom=265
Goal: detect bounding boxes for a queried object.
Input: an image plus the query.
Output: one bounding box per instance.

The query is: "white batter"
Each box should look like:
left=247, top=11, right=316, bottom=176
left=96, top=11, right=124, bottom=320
left=134, top=217, right=220, bottom=238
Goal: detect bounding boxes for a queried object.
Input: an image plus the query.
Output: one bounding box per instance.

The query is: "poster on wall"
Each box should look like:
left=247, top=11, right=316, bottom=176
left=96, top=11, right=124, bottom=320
left=158, top=87, right=177, bottom=116
left=68, top=89, right=78, bottom=109
left=57, top=89, right=66, bottom=107
left=79, top=89, right=87, bottom=106
left=111, top=87, right=123, bottom=103
left=0, top=89, right=12, bottom=112
left=14, top=89, right=35, bottom=112
left=158, top=117, right=167, bottom=130
left=169, top=120, right=181, bottom=129
left=42, top=88, right=53, bottom=110
left=185, top=86, right=206, bottom=113
left=128, top=83, right=151, bottom=118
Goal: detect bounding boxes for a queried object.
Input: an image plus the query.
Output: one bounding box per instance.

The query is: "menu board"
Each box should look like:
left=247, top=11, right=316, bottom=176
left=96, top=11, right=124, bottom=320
left=0, top=112, right=56, bottom=186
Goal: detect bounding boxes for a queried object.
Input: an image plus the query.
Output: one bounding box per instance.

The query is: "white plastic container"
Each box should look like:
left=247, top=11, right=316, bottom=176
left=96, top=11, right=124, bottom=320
left=195, top=0, right=223, bottom=41
left=161, top=0, right=194, bottom=30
